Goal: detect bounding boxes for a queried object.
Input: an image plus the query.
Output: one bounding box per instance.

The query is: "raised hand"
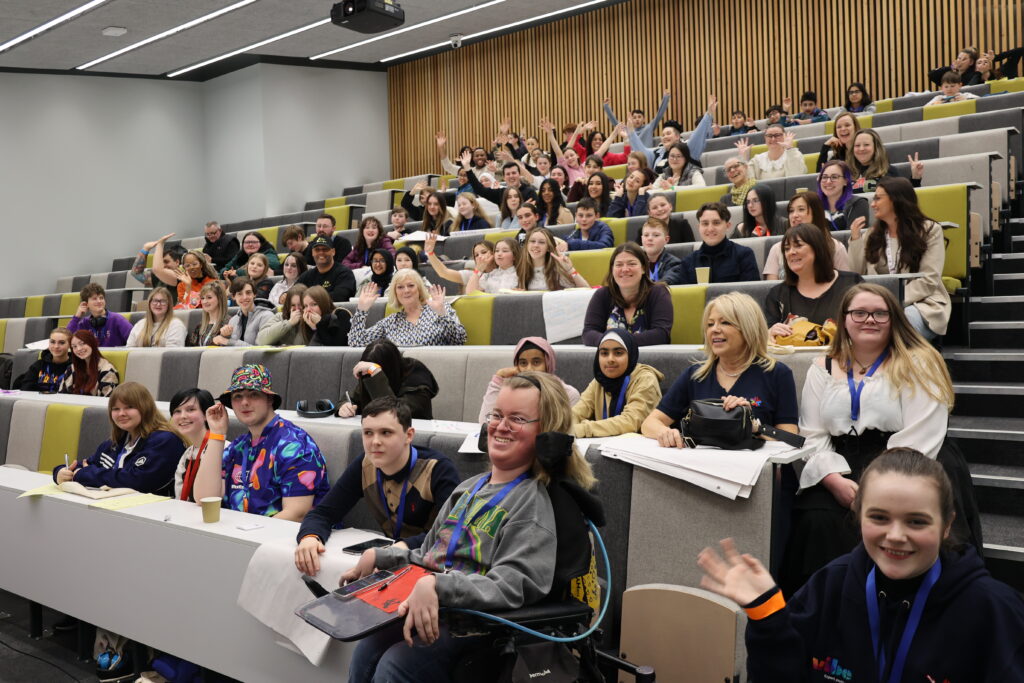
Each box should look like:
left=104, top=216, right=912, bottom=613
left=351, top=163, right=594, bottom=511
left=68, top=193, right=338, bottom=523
left=426, top=284, right=446, bottom=315
left=849, top=215, right=867, bottom=241
left=782, top=131, right=797, bottom=149
left=734, top=138, right=751, bottom=160
left=697, top=538, right=778, bottom=606
left=357, top=283, right=379, bottom=311
left=707, top=93, right=718, bottom=115
left=424, top=233, right=438, bottom=255
left=907, top=152, right=924, bottom=179
left=539, top=117, right=554, bottom=133
left=498, top=116, right=512, bottom=135
left=76, top=301, right=89, bottom=318
left=143, top=232, right=176, bottom=252
left=435, top=131, right=447, bottom=148
left=174, top=266, right=191, bottom=286
left=782, top=96, right=792, bottom=112
left=613, top=121, right=627, bottom=139
left=458, top=149, right=472, bottom=169
left=205, top=403, right=229, bottom=435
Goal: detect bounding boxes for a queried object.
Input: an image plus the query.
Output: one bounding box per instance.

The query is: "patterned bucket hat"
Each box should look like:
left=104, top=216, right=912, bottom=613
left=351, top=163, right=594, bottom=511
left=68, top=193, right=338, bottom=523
left=218, top=364, right=282, bottom=410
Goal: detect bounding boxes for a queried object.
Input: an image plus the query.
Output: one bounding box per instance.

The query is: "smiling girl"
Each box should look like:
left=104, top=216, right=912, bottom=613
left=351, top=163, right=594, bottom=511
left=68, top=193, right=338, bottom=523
left=582, top=242, right=673, bottom=346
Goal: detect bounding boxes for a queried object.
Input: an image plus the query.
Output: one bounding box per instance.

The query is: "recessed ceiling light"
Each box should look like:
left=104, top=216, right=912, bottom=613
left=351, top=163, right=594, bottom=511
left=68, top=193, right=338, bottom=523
left=310, top=0, right=506, bottom=61
left=0, top=0, right=111, bottom=55
left=380, top=0, right=609, bottom=63
left=77, top=0, right=258, bottom=71
left=102, top=26, right=128, bottom=37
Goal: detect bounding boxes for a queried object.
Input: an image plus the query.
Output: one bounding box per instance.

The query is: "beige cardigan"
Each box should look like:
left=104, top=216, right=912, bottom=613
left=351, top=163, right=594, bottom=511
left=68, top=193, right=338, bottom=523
left=848, top=220, right=951, bottom=335
left=572, top=363, right=664, bottom=437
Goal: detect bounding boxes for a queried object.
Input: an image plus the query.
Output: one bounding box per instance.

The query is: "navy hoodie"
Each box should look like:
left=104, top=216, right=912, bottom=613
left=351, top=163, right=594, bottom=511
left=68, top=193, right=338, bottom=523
left=745, top=544, right=1024, bottom=682
left=53, top=431, right=186, bottom=497
left=662, top=238, right=759, bottom=285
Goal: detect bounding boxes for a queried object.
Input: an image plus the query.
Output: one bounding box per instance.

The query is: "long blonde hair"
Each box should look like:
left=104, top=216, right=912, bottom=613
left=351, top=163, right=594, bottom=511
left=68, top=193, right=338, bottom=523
left=504, top=372, right=597, bottom=490
left=693, top=292, right=776, bottom=381
left=198, top=281, right=228, bottom=332
left=138, top=288, right=176, bottom=347
left=829, top=283, right=954, bottom=408
left=107, top=381, right=186, bottom=446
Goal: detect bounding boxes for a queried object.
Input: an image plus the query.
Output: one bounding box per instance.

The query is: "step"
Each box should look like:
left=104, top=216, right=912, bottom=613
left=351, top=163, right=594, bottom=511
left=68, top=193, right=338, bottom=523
left=950, top=415, right=1024, bottom=466
left=965, top=294, right=1024, bottom=320
left=945, top=348, right=1024, bottom=382
left=970, top=462, right=1024, bottom=490
left=1013, top=235, right=1024, bottom=254
left=991, top=252, right=1024, bottom=274
left=993, top=273, right=1024, bottom=296
left=968, top=321, right=1024, bottom=348
left=980, top=513, right=1024, bottom=560
left=951, top=382, right=1024, bottom=418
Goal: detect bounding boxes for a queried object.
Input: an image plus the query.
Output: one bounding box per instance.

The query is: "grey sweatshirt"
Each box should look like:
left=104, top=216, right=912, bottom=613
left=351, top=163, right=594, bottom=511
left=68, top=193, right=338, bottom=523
left=374, top=474, right=556, bottom=611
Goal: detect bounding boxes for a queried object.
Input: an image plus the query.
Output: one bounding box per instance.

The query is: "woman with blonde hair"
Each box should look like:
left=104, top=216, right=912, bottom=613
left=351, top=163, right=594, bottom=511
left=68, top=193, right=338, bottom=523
left=243, top=252, right=275, bottom=301
left=642, top=292, right=799, bottom=447
left=348, top=269, right=467, bottom=347
left=781, top=282, right=966, bottom=593
left=151, top=245, right=219, bottom=311
left=256, top=284, right=311, bottom=346
left=449, top=193, right=494, bottom=232
left=814, top=111, right=860, bottom=172
left=126, top=287, right=186, bottom=348
left=186, top=281, right=230, bottom=347
left=517, top=228, right=589, bottom=291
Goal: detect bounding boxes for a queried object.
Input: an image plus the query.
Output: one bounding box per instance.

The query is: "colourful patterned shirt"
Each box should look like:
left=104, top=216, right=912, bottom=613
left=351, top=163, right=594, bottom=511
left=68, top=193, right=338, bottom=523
left=221, top=415, right=330, bottom=516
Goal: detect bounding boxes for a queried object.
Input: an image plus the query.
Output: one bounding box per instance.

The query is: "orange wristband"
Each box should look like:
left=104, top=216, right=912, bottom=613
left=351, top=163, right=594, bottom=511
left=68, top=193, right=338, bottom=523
left=208, top=433, right=226, bottom=441
left=744, top=590, right=786, bottom=620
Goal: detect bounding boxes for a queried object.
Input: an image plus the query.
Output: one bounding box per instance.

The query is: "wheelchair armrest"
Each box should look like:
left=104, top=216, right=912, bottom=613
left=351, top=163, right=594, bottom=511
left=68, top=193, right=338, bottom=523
left=480, top=599, right=593, bottom=627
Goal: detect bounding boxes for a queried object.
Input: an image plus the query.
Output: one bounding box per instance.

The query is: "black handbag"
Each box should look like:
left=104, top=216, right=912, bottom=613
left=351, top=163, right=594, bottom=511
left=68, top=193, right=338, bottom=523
left=681, top=399, right=805, bottom=450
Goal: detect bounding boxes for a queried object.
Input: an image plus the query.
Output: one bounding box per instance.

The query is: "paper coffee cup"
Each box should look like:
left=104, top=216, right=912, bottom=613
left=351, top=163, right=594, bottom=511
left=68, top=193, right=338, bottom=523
left=696, top=267, right=711, bottom=284
left=200, top=497, right=221, bottom=523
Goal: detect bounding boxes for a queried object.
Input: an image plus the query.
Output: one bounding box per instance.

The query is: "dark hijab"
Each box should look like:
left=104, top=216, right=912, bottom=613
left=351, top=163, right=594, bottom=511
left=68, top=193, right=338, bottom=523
left=395, top=246, right=421, bottom=273
left=594, top=329, right=639, bottom=417
left=369, top=248, right=395, bottom=293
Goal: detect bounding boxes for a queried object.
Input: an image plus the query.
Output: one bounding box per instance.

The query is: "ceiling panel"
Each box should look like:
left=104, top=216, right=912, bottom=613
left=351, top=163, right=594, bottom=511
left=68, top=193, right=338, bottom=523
left=0, top=0, right=611, bottom=76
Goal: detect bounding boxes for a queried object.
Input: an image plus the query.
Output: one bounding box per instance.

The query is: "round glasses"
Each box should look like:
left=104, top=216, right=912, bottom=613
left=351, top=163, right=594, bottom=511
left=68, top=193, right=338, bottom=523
left=484, top=412, right=540, bottom=432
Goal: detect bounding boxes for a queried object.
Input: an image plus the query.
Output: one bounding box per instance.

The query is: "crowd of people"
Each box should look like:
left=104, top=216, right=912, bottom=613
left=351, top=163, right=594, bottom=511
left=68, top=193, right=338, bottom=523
left=16, top=47, right=1024, bottom=682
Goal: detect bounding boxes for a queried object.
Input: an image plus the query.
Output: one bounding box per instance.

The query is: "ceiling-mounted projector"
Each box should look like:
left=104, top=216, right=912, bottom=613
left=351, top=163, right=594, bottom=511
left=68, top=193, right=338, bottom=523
left=331, top=0, right=405, bottom=33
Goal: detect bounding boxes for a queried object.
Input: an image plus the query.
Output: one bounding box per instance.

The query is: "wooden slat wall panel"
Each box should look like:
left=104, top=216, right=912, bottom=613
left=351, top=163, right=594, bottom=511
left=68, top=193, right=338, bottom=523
left=386, top=0, right=1022, bottom=178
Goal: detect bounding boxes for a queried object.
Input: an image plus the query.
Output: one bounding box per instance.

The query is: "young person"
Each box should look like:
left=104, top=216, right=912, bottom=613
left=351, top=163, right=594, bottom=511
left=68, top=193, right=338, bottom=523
left=784, top=91, right=830, bottom=125
left=256, top=284, right=311, bottom=347
left=295, top=397, right=461, bottom=568
left=130, top=234, right=185, bottom=306
left=497, top=187, right=523, bottom=230
left=343, top=372, right=596, bottom=683
left=267, top=252, right=308, bottom=306
left=303, top=285, right=352, bottom=347
left=126, top=288, right=187, bottom=348
left=849, top=177, right=949, bottom=339
left=926, top=70, right=981, bottom=105
left=640, top=218, right=681, bottom=281
left=186, top=282, right=231, bottom=347
left=214, top=277, right=275, bottom=346
left=573, top=329, right=663, bottom=437
left=849, top=129, right=924, bottom=193
left=357, top=249, right=396, bottom=296
left=169, top=388, right=216, bottom=502
left=928, top=46, right=979, bottom=87
left=815, top=111, right=860, bottom=172
left=387, top=207, right=411, bottom=241
left=608, top=168, right=654, bottom=218
left=60, top=330, right=120, bottom=397
left=651, top=142, right=706, bottom=190
left=194, top=364, right=330, bottom=519
left=517, top=228, right=589, bottom=291
left=602, top=89, right=672, bottom=148
left=782, top=284, right=958, bottom=592
left=243, top=252, right=275, bottom=301
left=477, top=337, right=582, bottom=422
left=647, top=192, right=694, bottom=244
left=19, top=327, right=73, bottom=392
left=582, top=242, right=673, bottom=346
left=336, top=339, right=439, bottom=420
left=700, top=449, right=1023, bottom=681
left=740, top=184, right=786, bottom=237
left=449, top=193, right=494, bottom=233
left=736, top=124, right=805, bottom=179
left=838, top=82, right=875, bottom=114
left=536, top=177, right=574, bottom=227
left=348, top=271, right=468, bottom=347
left=564, top=198, right=614, bottom=251
left=53, top=382, right=187, bottom=496
left=296, top=235, right=358, bottom=302
left=764, top=224, right=864, bottom=341
left=282, top=224, right=311, bottom=260
left=663, top=203, right=759, bottom=285
left=158, top=246, right=219, bottom=311
left=221, top=231, right=281, bottom=279
left=817, top=160, right=869, bottom=232
left=642, top=292, right=799, bottom=447
left=726, top=109, right=758, bottom=136
left=66, top=283, right=133, bottom=347
left=343, top=217, right=395, bottom=269
left=424, top=237, right=498, bottom=294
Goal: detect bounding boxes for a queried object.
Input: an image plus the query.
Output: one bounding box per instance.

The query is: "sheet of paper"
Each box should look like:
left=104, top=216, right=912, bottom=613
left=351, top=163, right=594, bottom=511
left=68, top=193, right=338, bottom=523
left=458, top=430, right=483, bottom=453
left=89, top=493, right=169, bottom=510
left=600, top=449, right=747, bottom=499
left=541, top=288, right=595, bottom=343
left=17, top=483, right=63, bottom=498
left=399, top=231, right=447, bottom=242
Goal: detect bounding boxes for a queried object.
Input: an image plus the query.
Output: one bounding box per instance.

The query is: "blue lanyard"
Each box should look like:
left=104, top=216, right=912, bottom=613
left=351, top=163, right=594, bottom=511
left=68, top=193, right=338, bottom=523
left=444, top=472, right=530, bottom=570
left=376, top=447, right=417, bottom=540
left=603, top=375, right=632, bottom=419
left=865, top=559, right=942, bottom=683
left=847, top=350, right=888, bottom=421
left=650, top=260, right=661, bottom=281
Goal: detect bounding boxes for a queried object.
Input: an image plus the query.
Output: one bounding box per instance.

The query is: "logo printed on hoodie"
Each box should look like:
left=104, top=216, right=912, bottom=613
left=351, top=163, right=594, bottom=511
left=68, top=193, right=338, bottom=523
left=811, top=655, right=853, bottom=681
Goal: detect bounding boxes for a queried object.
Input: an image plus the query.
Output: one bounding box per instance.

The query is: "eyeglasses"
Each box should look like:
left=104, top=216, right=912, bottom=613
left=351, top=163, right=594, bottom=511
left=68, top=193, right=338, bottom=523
left=846, top=309, right=891, bottom=323
left=484, top=412, right=540, bottom=431
left=745, top=197, right=761, bottom=205
left=847, top=89, right=862, bottom=94
left=724, top=164, right=743, bottom=172
left=820, top=174, right=843, bottom=182
left=765, top=133, right=784, bottom=140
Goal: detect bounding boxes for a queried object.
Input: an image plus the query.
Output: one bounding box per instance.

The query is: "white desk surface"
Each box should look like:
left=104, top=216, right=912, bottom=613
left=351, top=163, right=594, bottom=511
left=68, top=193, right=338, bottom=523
left=0, top=466, right=373, bottom=682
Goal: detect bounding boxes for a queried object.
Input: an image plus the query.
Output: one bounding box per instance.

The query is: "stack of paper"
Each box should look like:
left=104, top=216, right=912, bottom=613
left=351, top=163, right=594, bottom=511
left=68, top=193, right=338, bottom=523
left=599, top=436, right=802, bottom=500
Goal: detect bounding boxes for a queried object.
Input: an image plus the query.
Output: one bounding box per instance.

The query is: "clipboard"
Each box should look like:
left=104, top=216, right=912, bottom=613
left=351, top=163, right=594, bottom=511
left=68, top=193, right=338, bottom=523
left=295, top=564, right=433, bottom=641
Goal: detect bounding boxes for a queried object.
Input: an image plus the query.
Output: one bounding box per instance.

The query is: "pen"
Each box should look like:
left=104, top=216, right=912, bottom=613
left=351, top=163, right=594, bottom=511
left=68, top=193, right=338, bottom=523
left=346, top=391, right=352, bottom=405
left=65, top=454, right=69, bottom=469
left=377, top=566, right=413, bottom=591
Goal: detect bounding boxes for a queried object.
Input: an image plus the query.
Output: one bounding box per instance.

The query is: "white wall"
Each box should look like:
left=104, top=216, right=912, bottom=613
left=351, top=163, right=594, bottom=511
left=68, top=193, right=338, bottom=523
left=0, top=64, right=390, bottom=300
left=0, top=72, right=207, bottom=298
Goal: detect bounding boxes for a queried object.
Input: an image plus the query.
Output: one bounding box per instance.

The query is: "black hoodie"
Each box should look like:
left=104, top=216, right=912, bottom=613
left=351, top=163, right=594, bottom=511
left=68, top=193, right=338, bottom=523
left=19, top=350, right=72, bottom=392
left=745, top=543, right=1024, bottom=682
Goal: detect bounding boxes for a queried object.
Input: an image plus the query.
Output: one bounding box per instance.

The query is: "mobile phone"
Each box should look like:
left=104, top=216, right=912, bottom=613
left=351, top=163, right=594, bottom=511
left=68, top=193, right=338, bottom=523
left=334, top=569, right=393, bottom=598
left=342, top=538, right=396, bottom=555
